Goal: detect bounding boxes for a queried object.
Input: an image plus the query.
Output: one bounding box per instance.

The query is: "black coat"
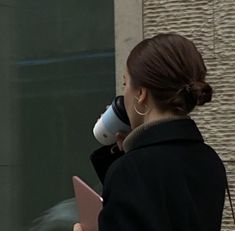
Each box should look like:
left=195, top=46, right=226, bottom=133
left=90, top=118, right=226, bottom=231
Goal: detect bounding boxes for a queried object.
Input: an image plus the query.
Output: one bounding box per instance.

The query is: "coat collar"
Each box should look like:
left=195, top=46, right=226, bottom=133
left=123, top=117, right=204, bottom=153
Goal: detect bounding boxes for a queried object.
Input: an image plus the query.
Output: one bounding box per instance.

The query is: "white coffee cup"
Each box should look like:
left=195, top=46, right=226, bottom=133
left=93, top=96, right=131, bottom=145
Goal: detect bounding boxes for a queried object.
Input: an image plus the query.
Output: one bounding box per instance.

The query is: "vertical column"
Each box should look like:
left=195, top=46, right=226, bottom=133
left=114, top=0, right=143, bottom=95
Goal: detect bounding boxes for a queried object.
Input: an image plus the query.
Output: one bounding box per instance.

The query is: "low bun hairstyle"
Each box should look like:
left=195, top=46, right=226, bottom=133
left=190, top=81, right=213, bottom=106
left=126, top=33, right=213, bottom=115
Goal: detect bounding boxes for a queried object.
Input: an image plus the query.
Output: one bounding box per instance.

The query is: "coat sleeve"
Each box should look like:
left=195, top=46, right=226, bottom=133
left=90, top=145, right=124, bottom=185
left=98, top=156, right=172, bottom=231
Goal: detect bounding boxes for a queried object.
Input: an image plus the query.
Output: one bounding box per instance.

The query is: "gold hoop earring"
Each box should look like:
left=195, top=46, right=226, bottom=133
left=134, top=97, right=150, bottom=116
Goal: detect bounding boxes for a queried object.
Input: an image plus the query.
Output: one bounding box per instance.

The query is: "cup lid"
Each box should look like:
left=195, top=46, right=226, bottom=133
left=112, top=96, right=130, bottom=125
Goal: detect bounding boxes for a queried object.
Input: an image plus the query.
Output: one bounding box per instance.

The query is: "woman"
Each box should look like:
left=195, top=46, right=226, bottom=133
left=74, top=33, right=226, bottom=231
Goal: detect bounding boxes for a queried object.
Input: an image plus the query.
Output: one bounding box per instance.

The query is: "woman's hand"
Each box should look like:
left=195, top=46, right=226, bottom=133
left=73, top=223, right=83, bottom=231
left=116, top=132, right=129, bottom=151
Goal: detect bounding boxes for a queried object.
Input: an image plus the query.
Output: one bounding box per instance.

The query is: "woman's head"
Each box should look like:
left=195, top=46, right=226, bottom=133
left=123, top=33, right=212, bottom=128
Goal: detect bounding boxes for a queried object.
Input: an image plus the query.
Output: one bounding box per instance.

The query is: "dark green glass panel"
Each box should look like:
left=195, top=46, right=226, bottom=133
left=0, top=0, right=115, bottom=230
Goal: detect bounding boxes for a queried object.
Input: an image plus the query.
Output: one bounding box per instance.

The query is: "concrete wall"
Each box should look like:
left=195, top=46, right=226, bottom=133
left=115, top=0, right=235, bottom=229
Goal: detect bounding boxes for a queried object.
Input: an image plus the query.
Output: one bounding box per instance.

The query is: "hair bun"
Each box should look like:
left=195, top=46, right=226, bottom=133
left=190, top=81, right=213, bottom=106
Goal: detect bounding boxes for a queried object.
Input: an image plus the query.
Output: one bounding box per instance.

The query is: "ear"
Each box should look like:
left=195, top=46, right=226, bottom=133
left=136, top=87, right=148, bottom=105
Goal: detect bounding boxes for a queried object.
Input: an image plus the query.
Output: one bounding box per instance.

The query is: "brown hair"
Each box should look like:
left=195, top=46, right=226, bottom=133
left=127, top=33, right=213, bottom=115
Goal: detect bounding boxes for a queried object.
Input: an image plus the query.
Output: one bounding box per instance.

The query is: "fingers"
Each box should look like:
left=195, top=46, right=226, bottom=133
left=116, top=132, right=128, bottom=151
left=116, top=132, right=127, bottom=141
left=73, top=223, right=83, bottom=231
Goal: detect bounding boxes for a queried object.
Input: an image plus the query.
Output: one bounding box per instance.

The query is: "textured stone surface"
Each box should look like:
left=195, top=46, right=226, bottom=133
left=143, top=0, right=235, bottom=229
left=144, top=0, right=214, bottom=59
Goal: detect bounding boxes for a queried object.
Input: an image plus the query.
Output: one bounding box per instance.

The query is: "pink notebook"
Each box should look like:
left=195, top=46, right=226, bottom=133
left=73, top=176, right=103, bottom=231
